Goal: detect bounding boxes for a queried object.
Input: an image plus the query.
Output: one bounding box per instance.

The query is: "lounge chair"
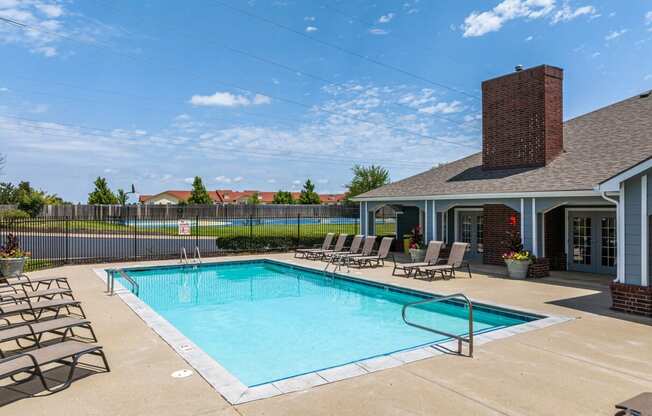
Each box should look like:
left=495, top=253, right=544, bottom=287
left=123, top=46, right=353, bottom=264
left=334, top=236, right=377, bottom=262
left=0, top=340, right=109, bottom=393
left=305, top=234, right=348, bottom=260
left=294, top=233, right=335, bottom=258
left=0, top=317, right=96, bottom=353
left=0, top=286, right=74, bottom=303
left=1, top=299, right=85, bottom=327
left=414, top=242, right=472, bottom=280
left=349, top=237, right=394, bottom=268
left=323, top=235, right=363, bottom=260
left=392, top=241, right=444, bottom=277
left=4, top=275, right=70, bottom=291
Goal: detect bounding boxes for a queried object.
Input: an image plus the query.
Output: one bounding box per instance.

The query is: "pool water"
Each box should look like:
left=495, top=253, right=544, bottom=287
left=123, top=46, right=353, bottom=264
left=120, top=260, right=537, bottom=386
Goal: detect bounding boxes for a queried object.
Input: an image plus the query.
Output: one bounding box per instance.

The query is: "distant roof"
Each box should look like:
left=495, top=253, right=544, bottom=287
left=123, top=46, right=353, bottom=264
left=357, top=92, right=652, bottom=200
left=139, top=189, right=345, bottom=204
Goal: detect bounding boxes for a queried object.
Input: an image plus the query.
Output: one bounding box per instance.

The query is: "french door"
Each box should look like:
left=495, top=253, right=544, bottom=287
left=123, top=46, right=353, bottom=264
left=457, top=210, right=484, bottom=261
left=568, top=210, right=617, bottom=274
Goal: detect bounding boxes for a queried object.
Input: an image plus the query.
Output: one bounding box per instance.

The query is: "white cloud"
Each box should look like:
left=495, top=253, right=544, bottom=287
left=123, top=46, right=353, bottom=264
left=0, top=87, right=8, bottom=92
left=267, top=178, right=277, bottom=184
left=461, top=0, right=597, bottom=38
left=378, top=13, right=394, bottom=23
left=214, top=175, right=232, bottom=183
left=590, top=51, right=600, bottom=58
left=525, top=35, right=533, bottom=41
left=233, top=176, right=244, bottom=183
left=646, top=11, right=652, bottom=25
left=35, top=3, right=63, bottom=18
left=551, top=4, right=597, bottom=24
left=305, top=26, right=318, bottom=32
left=604, top=29, right=627, bottom=41
left=103, top=168, right=117, bottom=174
left=418, top=101, right=463, bottom=115
left=184, top=177, right=194, bottom=184
left=189, top=92, right=271, bottom=107
left=304, top=16, right=315, bottom=21
left=369, top=28, right=389, bottom=35
left=644, top=74, right=652, bottom=81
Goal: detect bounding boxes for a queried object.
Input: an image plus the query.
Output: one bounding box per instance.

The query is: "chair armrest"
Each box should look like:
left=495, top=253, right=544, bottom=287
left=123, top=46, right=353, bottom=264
left=0, top=351, right=39, bottom=367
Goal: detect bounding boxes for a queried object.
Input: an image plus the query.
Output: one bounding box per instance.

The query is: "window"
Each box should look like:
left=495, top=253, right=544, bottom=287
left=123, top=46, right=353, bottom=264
left=601, top=217, right=616, bottom=267
left=461, top=215, right=472, bottom=251
left=476, top=215, right=484, bottom=253
left=572, top=216, right=592, bottom=265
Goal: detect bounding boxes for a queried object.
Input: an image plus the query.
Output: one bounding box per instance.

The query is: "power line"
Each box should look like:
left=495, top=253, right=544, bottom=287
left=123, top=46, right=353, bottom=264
left=1, top=12, right=480, bottom=148
left=212, top=0, right=480, bottom=100
left=0, top=115, right=438, bottom=169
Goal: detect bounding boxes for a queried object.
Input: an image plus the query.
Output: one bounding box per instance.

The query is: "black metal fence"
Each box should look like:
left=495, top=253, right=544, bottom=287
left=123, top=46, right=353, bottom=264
left=0, top=206, right=373, bottom=271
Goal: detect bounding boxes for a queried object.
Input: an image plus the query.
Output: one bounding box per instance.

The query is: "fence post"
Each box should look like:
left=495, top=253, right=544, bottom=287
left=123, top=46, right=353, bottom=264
left=195, top=215, right=199, bottom=250
left=65, top=216, right=69, bottom=264
left=249, top=215, right=253, bottom=251
left=133, top=213, right=137, bottom=260
left=297, top=214, right=301, bottom=248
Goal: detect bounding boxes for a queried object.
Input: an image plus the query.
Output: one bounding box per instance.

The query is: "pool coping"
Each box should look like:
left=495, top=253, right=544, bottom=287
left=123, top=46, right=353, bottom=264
left=92, top=258, right=572, bottom=405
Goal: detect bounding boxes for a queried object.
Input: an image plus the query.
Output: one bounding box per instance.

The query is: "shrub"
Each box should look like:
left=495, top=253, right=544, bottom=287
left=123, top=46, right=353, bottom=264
left=0, top=208, right=30, bottom=221
left=216, top=236, right=324, bottom=251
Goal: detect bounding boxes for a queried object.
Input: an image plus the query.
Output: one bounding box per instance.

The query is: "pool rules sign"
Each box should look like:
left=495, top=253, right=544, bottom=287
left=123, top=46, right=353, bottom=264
left=178, top=219, right=191, bottom=236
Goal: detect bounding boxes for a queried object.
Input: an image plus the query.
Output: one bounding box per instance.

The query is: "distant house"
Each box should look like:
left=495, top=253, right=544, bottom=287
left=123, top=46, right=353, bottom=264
left=354, top=65, right=652, bottom=315
left=139, top=189, right=345, bottom=205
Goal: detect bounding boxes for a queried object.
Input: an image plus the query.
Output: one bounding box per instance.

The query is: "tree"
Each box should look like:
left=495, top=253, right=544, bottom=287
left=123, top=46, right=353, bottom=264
left=88, top=177, right=119, bottom=205
left=272, top=190, right=294, bottom=204
left=15, top=182, right=45, bottom=217
left=187, top=176, right=212, bottom=204
left=0, top=182, right=17, bottom=204
left=246, top=192, right=261, bottom=205
left=298, top=179, right=321, bottom=205
left=116, top=189, right=129, bottom=205
left=345, top=164, right=390, bottom=200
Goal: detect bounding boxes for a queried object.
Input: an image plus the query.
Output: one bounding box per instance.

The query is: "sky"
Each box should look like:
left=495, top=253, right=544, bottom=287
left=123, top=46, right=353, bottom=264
left=1, top=0, right=651, bottom=203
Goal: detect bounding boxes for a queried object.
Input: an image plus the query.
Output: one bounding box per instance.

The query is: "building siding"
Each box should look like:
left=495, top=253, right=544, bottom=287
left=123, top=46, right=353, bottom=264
left=624, top=176, right=642, bottom=284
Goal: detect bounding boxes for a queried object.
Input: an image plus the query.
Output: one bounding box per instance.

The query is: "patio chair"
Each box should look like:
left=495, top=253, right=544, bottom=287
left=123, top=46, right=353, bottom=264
left=323, top=235, right=363, bottom=261
left=0, top=340, right=109, bottom=393
left=334, top=236, right=377, bottom=261
left=0, top=285, right=74, bottom=303
left=0, top=298, right=85, bottom=327
left=294, top=233, right=335, bottom=258
left=349, top=237, right=394, bottom=268
left=414, top=242, right=472, bottom=280
left=392, top=240, right=444, bottom=277
left=4, top=274, right=70, bottom=291
left=0, top=317, right=96, bottom=354
left=305, top=234, right=348, bottom=260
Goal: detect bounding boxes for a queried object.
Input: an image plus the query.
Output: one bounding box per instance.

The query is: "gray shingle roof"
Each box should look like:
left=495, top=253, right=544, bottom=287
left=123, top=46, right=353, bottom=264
left=357, top=92, right=652, bottom=199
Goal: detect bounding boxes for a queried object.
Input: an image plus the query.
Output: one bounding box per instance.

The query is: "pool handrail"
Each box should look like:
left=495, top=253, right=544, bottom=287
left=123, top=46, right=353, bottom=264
left=107, top=268, right=140, bottom=297
left=401, top=293, right=473, bottom=357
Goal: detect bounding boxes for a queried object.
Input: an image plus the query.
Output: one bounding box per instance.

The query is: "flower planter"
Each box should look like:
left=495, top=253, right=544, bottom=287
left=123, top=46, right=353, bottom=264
left=409, top=248, right=426, bottom=262
left=0, top=257, right=26, bottom=279
left=504, top=258, right=530, bottom=279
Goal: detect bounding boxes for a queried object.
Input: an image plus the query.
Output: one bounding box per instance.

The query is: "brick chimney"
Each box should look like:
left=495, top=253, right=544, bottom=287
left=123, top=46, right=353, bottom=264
left=482, top=65, right=563, bottom=170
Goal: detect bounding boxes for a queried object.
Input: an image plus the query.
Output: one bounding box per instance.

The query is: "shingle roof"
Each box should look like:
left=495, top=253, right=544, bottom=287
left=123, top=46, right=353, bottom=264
left=357, top=92, right=652, bottom=199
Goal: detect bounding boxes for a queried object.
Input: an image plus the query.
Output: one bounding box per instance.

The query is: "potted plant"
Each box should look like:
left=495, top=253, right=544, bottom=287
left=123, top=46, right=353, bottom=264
left=0, top=233, right=30, bottom=280
left=408, top=225, right=426, bottom=262
left=501, top=230, right=533, bottom=279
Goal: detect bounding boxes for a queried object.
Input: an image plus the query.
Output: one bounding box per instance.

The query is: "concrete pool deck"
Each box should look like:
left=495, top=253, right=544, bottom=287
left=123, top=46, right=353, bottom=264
left=2, top=253, right=652, bottom=415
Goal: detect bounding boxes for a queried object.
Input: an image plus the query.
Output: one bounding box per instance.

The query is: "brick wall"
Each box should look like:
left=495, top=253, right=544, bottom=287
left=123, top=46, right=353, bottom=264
left=482, top=65, right=564, bottom=170
left=528, top=257, right=550, bottom=278
left=544, top=206, right=567, bottom=270
left=483, top=204, right=520, bottom=265
left=610, top=283, right=652, bottom=316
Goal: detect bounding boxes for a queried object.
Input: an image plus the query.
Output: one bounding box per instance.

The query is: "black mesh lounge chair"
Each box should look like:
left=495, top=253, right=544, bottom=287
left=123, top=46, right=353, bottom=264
left=414, top=242, right=472, bottom=280
left=392, top=241, right=444, bottom=277
left=294, top=233, right=335, bottom=258
left=323, top=235, right=363, bottom=261
left=305, top=234, right=348, bottom=260
left=0, top=340, right=109, bottom=393
left=4, top=275, right=70, bottom=291
left=0, top=299, right=85, bottom=327
left=0, top=286, right=74, bottom=303
left=334, top=236, right=377, bottom=262
left=349, top=237, right=394, bottom=268
left=0, top=317, right=96, bottom=353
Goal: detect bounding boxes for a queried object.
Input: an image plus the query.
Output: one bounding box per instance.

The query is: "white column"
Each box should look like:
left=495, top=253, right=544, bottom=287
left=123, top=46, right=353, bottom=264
left=520, top=198, right=525, bottom=242
left=532, top=198, right=538, bottom=256
left=364, top=202, right=368, bottom=236
left=618, top=182, right=625, bottom=283
left=642, top=175, right=648, bottom=286
left=432, top=200, right=437, bottom=241
left=424, top=201, right=428, bottom=242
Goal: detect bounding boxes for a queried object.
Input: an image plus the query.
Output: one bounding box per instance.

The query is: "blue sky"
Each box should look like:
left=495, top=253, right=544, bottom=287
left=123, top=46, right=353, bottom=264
left=1, top=0, right=651, bottom=202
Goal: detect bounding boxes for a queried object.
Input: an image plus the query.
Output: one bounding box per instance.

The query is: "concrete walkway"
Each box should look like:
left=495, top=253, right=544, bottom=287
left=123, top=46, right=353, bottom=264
left=2, top=253, right=651, bottom=415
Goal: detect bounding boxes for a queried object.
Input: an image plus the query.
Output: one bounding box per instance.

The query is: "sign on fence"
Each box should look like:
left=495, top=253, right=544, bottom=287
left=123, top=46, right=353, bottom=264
left=178, top=219, right=191, bottom=235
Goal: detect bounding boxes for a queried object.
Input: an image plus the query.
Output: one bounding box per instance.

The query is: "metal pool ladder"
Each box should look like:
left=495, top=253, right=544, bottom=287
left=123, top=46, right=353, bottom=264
left=180, top=246, right=203, bottom=265
left=402, top=293, right=474, bottom=357
left=107, top=269, right=140, bottom=297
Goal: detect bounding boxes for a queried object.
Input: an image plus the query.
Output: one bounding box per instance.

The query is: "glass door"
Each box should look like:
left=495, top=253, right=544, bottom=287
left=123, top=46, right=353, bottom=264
left=568, top=211, right=617, bottom=274
left=457, top=210, right=483, bottom=261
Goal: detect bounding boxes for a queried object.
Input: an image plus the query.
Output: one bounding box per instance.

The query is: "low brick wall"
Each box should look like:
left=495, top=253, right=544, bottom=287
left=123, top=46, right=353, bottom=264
left=610, top=282, right=652, bottom=316
left=483, top=204, right=520, bottom=266
left=528, top=258, right=550, bottom=278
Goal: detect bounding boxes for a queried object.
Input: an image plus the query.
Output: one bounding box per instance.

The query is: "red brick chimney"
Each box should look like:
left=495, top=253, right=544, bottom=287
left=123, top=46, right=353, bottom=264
left=482, top=65, right=563, bottom=170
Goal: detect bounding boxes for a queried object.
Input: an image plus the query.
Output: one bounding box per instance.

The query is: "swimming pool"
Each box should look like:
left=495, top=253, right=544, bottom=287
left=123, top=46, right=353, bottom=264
left=115, top=260, right=540, bottom=388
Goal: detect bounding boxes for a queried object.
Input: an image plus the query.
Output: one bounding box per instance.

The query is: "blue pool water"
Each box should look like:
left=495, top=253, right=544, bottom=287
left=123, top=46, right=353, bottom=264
left=118, top=260, right=538, bottom=386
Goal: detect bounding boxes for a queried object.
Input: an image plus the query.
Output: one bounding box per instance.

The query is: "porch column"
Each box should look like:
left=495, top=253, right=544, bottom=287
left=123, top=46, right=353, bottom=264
left=532, top=198, right=538, bottom=256
left=432, top=200, right=437, bottom=241
left=520, top=198, right=535, bottom=253
left=642, top=174, right=648, bottom=286
left=618, top=182, right=625, bottom=283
